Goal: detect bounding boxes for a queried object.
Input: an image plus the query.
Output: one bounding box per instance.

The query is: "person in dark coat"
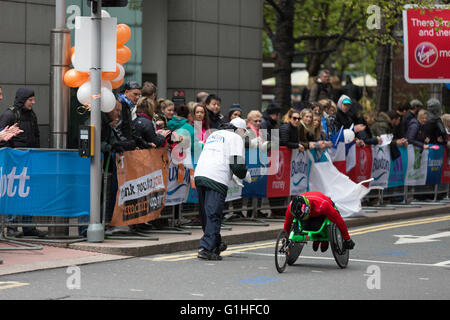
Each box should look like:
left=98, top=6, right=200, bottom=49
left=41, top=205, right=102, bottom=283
left=133, top=96, right=169, bottom=148
left=0, top=87, right=46, bottom=237
left=342, top=75, right=362, bottom=103
left=205, top=94, right=224, bottom=129
left=279, top=109, right=304, bottom=151
left=308, top=70, right=333, bottom=103
left=261, top=102, right=281, bottom=141
left=406, top=109, right=430, bottom=151
left=0, top=87, right=40, bottom=148
left=371, top=111, right=408, bottom=160
left=402, top=99, right=422, bottom=137
left=424, top=98, right=446, bottom=145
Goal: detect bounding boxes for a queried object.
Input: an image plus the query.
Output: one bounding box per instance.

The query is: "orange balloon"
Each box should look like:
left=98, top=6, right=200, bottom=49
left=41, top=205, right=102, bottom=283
left=63, top=69, right=89, bottom=88
left=102, top=65, right=120, bottom=81
left=117, top=24, right=131, bottom=46
left=116, top=45, right=132, bottom=65
left=111, top=77, right=124, bottom=90
left=70, top=46, right=75, bottom=56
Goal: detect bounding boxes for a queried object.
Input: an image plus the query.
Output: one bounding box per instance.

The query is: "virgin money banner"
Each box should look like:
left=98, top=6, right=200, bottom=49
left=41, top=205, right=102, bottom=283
left=290, top=149, right=310, bottom=195
left=426, top=144, right=444, bottom=185
left=347, top=145, right=372, bottom=186
left=110, top=149, right=169, bottom=226
left=405, top=145, right=428, bottom=186
left=370, top=145, right=391, bottom=189
left=266, top=147, right=291, bottom=198
left=403, top=7, right=450, bottom=83
left=0, top=148, right=89, bottom=217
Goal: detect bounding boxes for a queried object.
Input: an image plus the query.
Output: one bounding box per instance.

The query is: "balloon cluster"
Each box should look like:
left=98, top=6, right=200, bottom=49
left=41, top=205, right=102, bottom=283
left=63, top=17, right=132, bottom=113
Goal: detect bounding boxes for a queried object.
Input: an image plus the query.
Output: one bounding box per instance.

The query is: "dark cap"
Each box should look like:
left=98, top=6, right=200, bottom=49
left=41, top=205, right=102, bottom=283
left=266, top=102, right=281, bottom=115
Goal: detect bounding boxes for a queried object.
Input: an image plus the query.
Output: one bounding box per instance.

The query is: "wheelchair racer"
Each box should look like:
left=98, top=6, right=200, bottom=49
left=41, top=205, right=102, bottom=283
left=283, top=191, right=355, bottom=252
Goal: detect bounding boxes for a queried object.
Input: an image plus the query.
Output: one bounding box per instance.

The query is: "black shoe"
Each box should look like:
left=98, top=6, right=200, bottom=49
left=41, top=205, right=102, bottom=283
left=343, top=239, right=355, bottom=250
left=320, top=241, right=329, bottom=252
left=214, top=242, right=227, bottom=255
left=198, top=248, right=223, bottom=261
left=23, top=229, right=47, bottom=238
left=6, top=228, right=23, bottom=238
left=312, top=241, right=320, bottom=252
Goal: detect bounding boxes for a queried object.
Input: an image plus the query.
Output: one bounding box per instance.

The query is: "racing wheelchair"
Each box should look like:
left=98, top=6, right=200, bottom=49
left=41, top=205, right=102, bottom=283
left=275, top=215, right=349, bottom=273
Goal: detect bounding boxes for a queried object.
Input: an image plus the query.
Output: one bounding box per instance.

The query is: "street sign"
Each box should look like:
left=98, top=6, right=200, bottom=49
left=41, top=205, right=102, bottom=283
left=403, top=6, right=450, bottom=83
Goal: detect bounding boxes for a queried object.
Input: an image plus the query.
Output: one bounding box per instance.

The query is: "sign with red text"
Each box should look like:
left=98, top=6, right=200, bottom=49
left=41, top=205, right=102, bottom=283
left=403, top=7, right=450, bottom=83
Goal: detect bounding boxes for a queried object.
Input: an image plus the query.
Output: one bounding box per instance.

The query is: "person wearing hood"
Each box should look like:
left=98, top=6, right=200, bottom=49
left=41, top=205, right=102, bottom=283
left=261, top=102, right=281, bottom=141
left=335, top=95, right=366, bottom=145
left=0, top=87, right=47, bottom=238
left=0, top=87, right=40, bottom=148
left=424, top=98, right=446, bottom=145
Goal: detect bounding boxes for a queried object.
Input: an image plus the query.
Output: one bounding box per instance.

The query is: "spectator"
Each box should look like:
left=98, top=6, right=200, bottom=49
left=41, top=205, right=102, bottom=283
left=406, top=109, right=430, bottom=151
left=227, top=104, right=243, bottom=122
left=298, top=108, right=321, bottom=150
left=354, top=107, right=381, bottom=146
left=313, top=113, right=330, bottom=147
left=117, top=81, right=141, bottom=137
left=246, top=110, right=269, bottom=151
left=133, top=96, right=170, bottom=148
left=196, top=91, right=209, bottom=104
left=335, top=95, right=366, bottom=146
left=371, top=110, right=408, bottom=160
left=441, top=113, right=450, bottom=151
left=0, top=124, right=23, bottom=142
left=261, top=102, right=281, bottom=141
left=279, top=109, right=304, bottom=151
left=205, top=94, right=224, bottom=129
left=191, top=103, right=210, bottom=147
left=342, top=75, right=362, bottom=103
left=318, top=99, right=337, bottom=139
left=308, top=70, right=333, bottom=103
left=0, top=87, right=46, bottom=238
left=393, top=102, right=409, bottom=138
left=154, top=99, right=175, bottom=130
left=141, top=81, right=157, bottom=100
left=424, top=98, right=446, bottom=145
left=403, top=99, right=423, bottom=136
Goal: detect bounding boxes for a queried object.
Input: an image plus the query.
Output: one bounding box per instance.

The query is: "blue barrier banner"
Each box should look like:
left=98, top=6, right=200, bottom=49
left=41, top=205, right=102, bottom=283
left=242, top=148, right=268, bottom=198
left=426, top=145, right=444, bottom=185
left=0, top=148, right=90, bottom=217
left=388, top=146, right=408, bottom=188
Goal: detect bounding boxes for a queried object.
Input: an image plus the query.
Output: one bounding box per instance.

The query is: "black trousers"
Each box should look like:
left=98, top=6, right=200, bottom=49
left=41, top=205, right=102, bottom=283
left=197, top=185, right=226, bottom=252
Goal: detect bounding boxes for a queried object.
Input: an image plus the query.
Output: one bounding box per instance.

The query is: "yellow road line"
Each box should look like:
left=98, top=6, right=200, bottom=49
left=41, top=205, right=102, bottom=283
left=0, top=281, right=29, bottom=290
left=148, top=215, right=450, bottom=261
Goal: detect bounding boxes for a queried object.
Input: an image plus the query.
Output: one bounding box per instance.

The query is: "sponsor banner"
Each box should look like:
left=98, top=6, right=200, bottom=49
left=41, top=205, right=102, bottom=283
left=405, top=145, right=429, bottom=186
left=426, top=144, right=444, bottom=185
left=388, top=146, right=408, bottom=188
left=403, top=7, right=450, bottom=83
left=110, top=149, right=169, bottom=226
left=441, top=147, right=450, bottom=183
left=266, top=147, right=291, bottom=198
left=0, top=148, right=89, bottom=217
left=290, top=149, right=310, bottom=195
left=370, top=145, right=390, bottom=188
left=347, top=145, right=373, bottom=186
left=166, top=152, right=190, bottom=206
left=242, top=148, right=268, bottom=198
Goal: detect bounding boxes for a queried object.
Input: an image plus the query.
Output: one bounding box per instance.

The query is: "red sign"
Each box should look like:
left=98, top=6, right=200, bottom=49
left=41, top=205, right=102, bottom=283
left=441, top=146, right=450, bottom=183
left=403, top=7, right=450, bottom=83
left=347, top=146, right=373, bottom=187
left=266, top=147, right=292, bottom=198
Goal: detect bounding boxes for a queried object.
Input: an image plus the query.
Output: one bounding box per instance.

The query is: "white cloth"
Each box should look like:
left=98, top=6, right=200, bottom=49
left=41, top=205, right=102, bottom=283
left=194, top=130, right=245, bottom=186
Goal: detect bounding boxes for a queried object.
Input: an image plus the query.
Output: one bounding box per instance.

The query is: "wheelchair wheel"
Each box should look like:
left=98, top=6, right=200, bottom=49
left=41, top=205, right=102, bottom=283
left=274, top=230, right=289, bottom=273
left=287, top=242, right=304, bottom=266
left=328, top=222, right=349, bottom=269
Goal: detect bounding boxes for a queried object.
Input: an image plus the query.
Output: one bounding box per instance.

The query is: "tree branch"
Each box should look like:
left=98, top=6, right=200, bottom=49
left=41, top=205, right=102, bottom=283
left=265, top=0, right=285, bottom=19
left=263, top=17, right=275, bottom=41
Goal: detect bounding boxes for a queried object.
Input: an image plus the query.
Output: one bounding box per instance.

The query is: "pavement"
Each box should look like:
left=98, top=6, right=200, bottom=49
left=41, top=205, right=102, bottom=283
left=1, top=201, right=450, bottom=276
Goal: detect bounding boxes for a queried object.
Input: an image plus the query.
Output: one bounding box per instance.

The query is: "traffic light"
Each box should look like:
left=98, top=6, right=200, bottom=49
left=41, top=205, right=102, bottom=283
left=87, top=0, right=128, bottom=8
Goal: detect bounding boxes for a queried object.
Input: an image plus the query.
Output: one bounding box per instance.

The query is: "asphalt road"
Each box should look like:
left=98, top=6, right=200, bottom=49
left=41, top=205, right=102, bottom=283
left=1, top=214, right=449, bottom=302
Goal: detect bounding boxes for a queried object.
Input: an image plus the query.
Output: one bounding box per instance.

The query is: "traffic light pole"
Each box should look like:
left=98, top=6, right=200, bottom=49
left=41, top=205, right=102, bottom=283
left=87, top=0, right=104, bottom=242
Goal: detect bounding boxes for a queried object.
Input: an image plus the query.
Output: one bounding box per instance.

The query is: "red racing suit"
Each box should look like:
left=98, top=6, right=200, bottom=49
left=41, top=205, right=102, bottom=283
left=283, top=191, right=350, bottom=240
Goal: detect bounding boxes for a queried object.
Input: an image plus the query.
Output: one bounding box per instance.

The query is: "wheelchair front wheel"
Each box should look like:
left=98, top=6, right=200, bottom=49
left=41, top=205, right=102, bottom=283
left=329, top=222, right=349, bottom=269
left=287, top=242, right=304, bottom=266
left=274, top=230, right=289, bottom=273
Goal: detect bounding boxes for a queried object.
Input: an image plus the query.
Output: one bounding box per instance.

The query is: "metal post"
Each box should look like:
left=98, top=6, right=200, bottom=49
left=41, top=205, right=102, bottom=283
left=87, top=0, right=104, bottom=242
left=49, top=0, right=71, bottom=238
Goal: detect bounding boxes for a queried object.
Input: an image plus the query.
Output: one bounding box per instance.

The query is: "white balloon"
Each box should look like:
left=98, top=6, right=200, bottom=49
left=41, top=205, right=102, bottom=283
left=101, top=87, right=116, bottom=113
left=77, top=81, right=91, bottom=105
left=101, top=10, right=111, bottom=18
left=343, top=129, right=355, bottom=144
left=102, top=80, right=112, bottom=91
left=112, top=64, right=125, bottom=82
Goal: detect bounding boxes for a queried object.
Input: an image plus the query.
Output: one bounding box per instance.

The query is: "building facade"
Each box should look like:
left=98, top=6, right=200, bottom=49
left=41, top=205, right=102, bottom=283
left=0, top=0, right=263, bottom=148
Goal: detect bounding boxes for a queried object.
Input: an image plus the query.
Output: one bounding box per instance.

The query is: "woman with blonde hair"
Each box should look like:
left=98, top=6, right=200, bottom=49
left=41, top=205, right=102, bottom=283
left=154, top=99, right=175, bottom=129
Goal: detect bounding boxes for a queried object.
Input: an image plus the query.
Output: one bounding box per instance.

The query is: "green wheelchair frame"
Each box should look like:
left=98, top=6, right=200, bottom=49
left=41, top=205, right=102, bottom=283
left=275, top=216, right=349, bottom=273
